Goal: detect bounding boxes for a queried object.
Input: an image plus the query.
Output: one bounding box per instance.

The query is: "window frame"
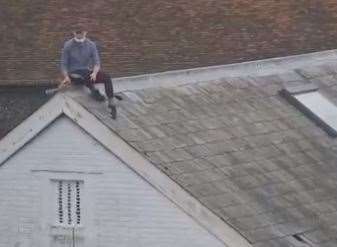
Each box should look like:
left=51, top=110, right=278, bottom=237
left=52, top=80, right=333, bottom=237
left=53, top=179, right=84, bottom=228
left=280, top=83, right=337, bottom=137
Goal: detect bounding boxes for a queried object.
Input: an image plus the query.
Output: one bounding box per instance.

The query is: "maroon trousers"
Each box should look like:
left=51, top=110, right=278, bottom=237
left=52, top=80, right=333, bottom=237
left=69, top=69, right=114, bottom=98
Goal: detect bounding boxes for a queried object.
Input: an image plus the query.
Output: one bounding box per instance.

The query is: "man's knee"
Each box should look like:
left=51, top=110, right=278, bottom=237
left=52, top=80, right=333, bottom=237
left=96, top=71, right=111, bottom=82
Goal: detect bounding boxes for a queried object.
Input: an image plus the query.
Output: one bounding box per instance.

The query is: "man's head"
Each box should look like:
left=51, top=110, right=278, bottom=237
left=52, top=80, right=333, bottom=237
left=72, top=24, right=87, bottom=43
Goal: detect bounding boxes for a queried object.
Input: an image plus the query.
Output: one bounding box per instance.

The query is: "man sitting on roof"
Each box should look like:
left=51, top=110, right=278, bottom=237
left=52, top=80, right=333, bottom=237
left=60, top=25, right=116, bottom=118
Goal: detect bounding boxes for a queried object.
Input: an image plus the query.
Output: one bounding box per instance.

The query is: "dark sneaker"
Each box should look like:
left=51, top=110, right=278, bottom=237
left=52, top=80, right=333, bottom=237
left=91, top=89, right=105, bottom=102
left=108, top=101, right=117, bottom=119
left=114, top=94, right=123, bottom=101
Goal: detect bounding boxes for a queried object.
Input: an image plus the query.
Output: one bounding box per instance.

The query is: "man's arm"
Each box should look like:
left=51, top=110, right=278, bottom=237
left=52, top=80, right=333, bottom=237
left=90, top=42, right=101, bottom=81
left=92, top=64, right=100, bottom=76
left=60, top=44, right=71, bottom=84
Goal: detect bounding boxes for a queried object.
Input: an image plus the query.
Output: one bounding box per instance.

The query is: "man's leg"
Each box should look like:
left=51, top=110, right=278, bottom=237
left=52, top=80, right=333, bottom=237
left=95, top=71, right=117, bottom=119
left=95, top=71, right=114, bottom=98
left=70, top=70, right=105, bottom=102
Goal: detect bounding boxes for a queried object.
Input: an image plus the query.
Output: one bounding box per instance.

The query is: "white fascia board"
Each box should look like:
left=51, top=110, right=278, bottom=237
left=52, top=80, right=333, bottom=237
left=0, top=94, right=65, bottom=165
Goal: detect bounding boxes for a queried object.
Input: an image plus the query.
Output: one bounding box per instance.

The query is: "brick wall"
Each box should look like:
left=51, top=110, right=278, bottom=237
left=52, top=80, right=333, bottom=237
left=0, top=117, right=226, bottom=247
left=2, top=0, right=337, bottom=85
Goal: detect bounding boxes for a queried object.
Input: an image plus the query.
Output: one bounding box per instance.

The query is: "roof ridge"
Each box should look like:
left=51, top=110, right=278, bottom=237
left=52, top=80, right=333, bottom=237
left=102, top=49, right=337, bottom=93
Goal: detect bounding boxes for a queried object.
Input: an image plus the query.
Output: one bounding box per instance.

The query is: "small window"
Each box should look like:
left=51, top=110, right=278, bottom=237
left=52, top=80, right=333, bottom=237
left=281, top=83, right=337, bottom=137
left=55, top=180, right=83, bottom=226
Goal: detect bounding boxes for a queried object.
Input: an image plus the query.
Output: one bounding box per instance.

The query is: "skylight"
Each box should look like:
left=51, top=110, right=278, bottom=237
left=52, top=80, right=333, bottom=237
left=281, top=83, right=337, bottom=137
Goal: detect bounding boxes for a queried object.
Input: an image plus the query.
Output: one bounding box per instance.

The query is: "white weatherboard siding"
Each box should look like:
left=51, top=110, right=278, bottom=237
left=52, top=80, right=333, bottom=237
left=0, top=116, right=227, bottom=247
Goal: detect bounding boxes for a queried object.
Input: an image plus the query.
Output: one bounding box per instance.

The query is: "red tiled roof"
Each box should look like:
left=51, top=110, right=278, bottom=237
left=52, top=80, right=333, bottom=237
left=2, top=1, right=337, bottom=85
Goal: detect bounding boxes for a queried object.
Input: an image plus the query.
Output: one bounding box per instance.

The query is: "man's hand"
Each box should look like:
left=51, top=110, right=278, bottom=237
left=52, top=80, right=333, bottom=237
left=90, top=71, right=97, bottom=82
left=59, top=76, right=71, bottom=89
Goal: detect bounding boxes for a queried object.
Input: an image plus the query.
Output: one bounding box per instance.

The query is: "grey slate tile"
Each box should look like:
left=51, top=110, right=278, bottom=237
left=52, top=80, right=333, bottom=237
left=184, top=144, right=212, bottom=157
left=309, top=74, right=337, bottom=87
left=233, top=214, right=272, bottom=231
left=185, top=182, right=226, bottom=198
left=296, top=66, right=330, bottom=79
left=205, top=153, right=238, bottom=167
left=241, top=225, right=286, bottom=243
left=200, top=193, right=242, bottom=209
left=303, top=229, right=337, bottom=244
left=215, top=204, right=257, bottom=219
left=118, top=127, right=153, bottom=142
left=145, top=151, right=172, bottom=164
left=278, top=71, right=307, bottom=82
left=319, top=240, right=337, bottom=247
left=162, top=148, right=195, bottom=162
left=253, top=237, right=296, bottom=247
left=169, top=159, right=213, bottom=174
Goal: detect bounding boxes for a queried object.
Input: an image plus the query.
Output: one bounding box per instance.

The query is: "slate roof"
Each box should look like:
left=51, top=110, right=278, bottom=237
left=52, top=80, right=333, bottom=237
left=2, top=53, right=337, bottom=246
left=70, top=58, right=337, bottom=247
